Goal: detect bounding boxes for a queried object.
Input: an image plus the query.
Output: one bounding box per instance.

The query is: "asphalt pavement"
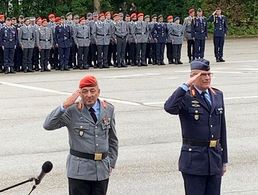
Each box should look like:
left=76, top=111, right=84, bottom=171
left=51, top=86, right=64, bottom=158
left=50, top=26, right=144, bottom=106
left=0, top=38, right=258, bottom=195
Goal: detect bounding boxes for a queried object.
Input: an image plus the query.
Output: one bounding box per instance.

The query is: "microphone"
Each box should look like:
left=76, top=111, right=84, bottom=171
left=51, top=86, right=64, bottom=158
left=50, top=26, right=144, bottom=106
left=35, top=161, right=53, bottom=185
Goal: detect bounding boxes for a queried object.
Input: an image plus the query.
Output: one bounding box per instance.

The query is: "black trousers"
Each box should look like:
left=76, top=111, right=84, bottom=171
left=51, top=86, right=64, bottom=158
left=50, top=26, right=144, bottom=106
left=187, top=39, right=195, bottom=60
left=116, top=37, right=126, bottom=66
left=128, top=42, right=136, bottom=65
left=108, top=42, right=117, bottom=66
left=22, top=48, right=34, bottom=70
left=182, top=173, right=221, bottom=195
left=32, top=47, right=39, bottom=70
left=68, top=178, right=109, bottom=195
left=156, top=43, right=165, bottom=63
left=49, top=47, right=59, bottom=69
left=69, top=42, right=77, bottom=68
left=166, top=43, right=173, bottom=63
left=136, top=43, right=147, bottom=65
left=97, top=45, right=109, bottom=68
left=150, top=43, right=157, bottom=63
left=58, top=47, right=70, bottom=70
left=194, top=39, right=205, bottom=59
left=172, top=44, right=182, bottom=61
left=213, top=36, right=225, bottom=59
left=0, top=47, right=4, bottom=71
left=14, top=45, right=23, bottom=71
left=125, top=42, right=130, bottom=64
left=77, top=46, right=89, bottom=68
left=40, top=49, right=50, bottom=71
left=4, top=48, right=15, bottom=68
left=89, top=43, right=97, bottom=66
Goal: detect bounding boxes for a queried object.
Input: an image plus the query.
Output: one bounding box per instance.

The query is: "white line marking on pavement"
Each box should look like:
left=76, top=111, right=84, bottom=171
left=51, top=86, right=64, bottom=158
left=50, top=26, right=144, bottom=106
left=1, top=81, right=258, bottom=106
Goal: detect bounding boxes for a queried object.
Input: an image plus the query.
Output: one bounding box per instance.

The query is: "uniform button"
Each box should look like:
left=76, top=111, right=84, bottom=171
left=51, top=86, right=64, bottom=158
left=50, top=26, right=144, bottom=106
left=96, top=144, right=99, bottom=147
left=210, top=115, right=212, bottom=118
left=211, top=134, right=214, bottom=138
left=80, top=126, right=83, bottom=129
left=189, top=148, right=192, bottom=151
left=210, top=125, right=213, bottom=128
left=95, top=126, right=98, bottom=129
left=80, top=117, right=83, bottom=119
left=195, top=110, right=198, bottom=113
left=96, top=135, right=98, bottom=138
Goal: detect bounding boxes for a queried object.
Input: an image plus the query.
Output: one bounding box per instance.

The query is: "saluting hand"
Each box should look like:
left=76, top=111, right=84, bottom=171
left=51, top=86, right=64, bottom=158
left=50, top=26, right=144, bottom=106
left=186, top=72, right=202, bottom=87
left=63, top=90, right=80, bottom=109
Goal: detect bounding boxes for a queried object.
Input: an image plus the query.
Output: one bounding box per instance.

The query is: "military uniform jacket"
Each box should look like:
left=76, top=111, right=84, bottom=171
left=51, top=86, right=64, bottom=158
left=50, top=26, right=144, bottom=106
left=36, top=26, right=53, bottom=49
left=135, top=21, right=148, bottom=43
left=73, top=24, right=91, bottom=47
left=166, top=23, right=173, bottom=43
left=92, top=21, right=112, bottom=46
left=184, top=16, right=194, bottom=40
left=148, top=22, right=156, bottom=43
left=191, top=16, right=208, bottom=40
left=127, top=21, right=136, bottom=43
left=152, top=22, right=167, bottom=44
left=43, top=100, right=118, bottom=181
left=0, top=25, right=18, bottom=48
left=55, top=25, right=72, bottom=48
left=18, top=25, right=36, bottom=48
left=164, top=87, right=228, bottom=176
left=208, top=15, right=228, bottom=37
left=169, top=23, right=185, bottom=45
left=114, top=20, right=128, bottom=40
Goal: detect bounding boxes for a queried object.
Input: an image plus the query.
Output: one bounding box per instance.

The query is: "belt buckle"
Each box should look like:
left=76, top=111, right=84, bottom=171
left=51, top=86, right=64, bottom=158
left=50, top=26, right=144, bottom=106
left=209, top=140, right=217, bottom=148
left=94, top=153, right=102, bottom=161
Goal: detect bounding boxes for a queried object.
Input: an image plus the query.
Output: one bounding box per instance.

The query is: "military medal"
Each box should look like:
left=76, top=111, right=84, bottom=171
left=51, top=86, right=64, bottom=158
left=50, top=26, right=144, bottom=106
left=79, top=130, right=84, bottom=137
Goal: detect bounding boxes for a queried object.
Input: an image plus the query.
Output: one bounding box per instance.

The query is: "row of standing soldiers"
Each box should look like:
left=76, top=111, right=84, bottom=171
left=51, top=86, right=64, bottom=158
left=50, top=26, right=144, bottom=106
left=0, top=7, right=227, bottom=74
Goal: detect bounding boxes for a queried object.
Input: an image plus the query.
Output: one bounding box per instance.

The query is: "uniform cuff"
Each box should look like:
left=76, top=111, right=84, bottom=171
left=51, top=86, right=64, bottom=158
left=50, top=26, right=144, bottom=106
left=180, top=83, right=189, bottom=91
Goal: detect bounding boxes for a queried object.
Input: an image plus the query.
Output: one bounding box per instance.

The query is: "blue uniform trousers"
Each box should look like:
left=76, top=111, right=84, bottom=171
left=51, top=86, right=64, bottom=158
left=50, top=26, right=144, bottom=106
left=156, top=43, right=165, bottom=64
left=58, top=47, right=70, bottom=70
left=4, top=48, right=15, bottom=68
left=194, top=39, right=205, bottom=59
left=182, top=173, right=222, bottom=195
left=213, top=36, right=225, bottom=59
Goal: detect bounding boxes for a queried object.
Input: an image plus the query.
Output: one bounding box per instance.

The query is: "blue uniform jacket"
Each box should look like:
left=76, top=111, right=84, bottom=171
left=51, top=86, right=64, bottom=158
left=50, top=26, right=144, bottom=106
left=208, top=15, right=228, bottom=37
left=151, top=22, right=167, bottom=43
left=191, top=17, right=208, bottom=40
left=164, top=86, right=228, bottom=176
left=0, top=26, right=18, bottom=48
left=54, top=25, right=72, bottom=48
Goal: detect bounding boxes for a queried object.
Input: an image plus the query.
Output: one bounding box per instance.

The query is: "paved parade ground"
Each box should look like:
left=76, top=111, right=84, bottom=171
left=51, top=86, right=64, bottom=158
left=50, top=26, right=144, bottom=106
left=1, top=38, right=258, bottom=195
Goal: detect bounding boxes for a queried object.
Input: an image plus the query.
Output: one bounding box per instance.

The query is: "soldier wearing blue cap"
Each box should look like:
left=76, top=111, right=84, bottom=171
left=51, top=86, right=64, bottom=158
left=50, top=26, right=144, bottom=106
left=191, top=8, right=208, bottom=60
left=164, top=59, right=228, bottom=195
left=208, top=7, right=228, bottom=62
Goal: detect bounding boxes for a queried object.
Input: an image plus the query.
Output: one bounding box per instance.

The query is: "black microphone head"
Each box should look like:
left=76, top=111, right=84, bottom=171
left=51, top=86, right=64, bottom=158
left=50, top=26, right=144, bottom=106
left=42, top=161, right=53, bottom=173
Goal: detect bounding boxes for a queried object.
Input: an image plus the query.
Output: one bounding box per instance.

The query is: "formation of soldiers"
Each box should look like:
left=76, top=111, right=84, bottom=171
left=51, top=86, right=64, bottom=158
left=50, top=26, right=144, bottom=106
left=0, top=7, right=227, bottom=74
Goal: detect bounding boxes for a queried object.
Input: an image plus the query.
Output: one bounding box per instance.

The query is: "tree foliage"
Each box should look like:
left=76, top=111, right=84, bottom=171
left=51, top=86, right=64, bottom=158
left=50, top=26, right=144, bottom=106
left=1, top=0, right=258, bottom=35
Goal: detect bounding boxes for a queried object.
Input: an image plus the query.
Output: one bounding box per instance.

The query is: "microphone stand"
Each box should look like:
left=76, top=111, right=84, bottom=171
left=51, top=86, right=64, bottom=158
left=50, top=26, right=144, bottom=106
left=0, top=177, right=36, bottom=194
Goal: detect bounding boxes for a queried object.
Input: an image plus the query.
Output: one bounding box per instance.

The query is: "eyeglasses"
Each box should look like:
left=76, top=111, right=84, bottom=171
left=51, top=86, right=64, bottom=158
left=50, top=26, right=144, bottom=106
left=200, top=72, right=213, bottom=77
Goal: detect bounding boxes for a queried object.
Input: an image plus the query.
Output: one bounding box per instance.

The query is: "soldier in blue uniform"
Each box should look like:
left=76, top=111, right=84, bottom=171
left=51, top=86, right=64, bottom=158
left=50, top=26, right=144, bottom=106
left=0, top=14, right=5, bottom=73
left=208, top=7, right=228, bottom=62
left=152, top=15, right=167, bottom=65
left=55, top=17, right=73, bottom=71
left=191, top=8, right=208, bottom=60
left=164, top=59, right=228, bottom=195
left=0, top=17, right=18, bottom=74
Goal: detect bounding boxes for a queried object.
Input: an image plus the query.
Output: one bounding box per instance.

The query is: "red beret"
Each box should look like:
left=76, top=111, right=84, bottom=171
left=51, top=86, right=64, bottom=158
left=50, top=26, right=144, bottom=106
left=55, top=17, right=61, bottom=23
left=167, top=15, right=173, bottom=20
left=189, top=8, right=195, bottom=14
left=99, top=13, right=105, bottom=18
left=48, top=14, right=55, bottom=19
left=138, top=13, right=144, bottom=18
left=79, top=75, right=98, bottom=88
left=0, top=15, right=5, bottom=20
left=131, top=13, right=137, bottom=18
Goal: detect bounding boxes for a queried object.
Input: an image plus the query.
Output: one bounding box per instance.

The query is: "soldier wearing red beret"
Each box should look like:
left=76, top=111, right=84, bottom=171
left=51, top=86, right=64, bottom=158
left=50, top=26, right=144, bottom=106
left=44, top=75, right=118, bottom=195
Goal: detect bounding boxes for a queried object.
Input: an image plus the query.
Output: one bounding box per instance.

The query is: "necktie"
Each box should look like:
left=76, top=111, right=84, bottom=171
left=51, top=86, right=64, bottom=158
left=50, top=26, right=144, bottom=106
left=201, top=91, right=211, bottom=110
left=89, top=107, right=97, bottom=123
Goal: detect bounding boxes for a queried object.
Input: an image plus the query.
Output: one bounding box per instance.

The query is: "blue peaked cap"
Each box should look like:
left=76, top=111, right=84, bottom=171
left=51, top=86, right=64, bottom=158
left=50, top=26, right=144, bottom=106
left=190, top=59, right=210, bottom=71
